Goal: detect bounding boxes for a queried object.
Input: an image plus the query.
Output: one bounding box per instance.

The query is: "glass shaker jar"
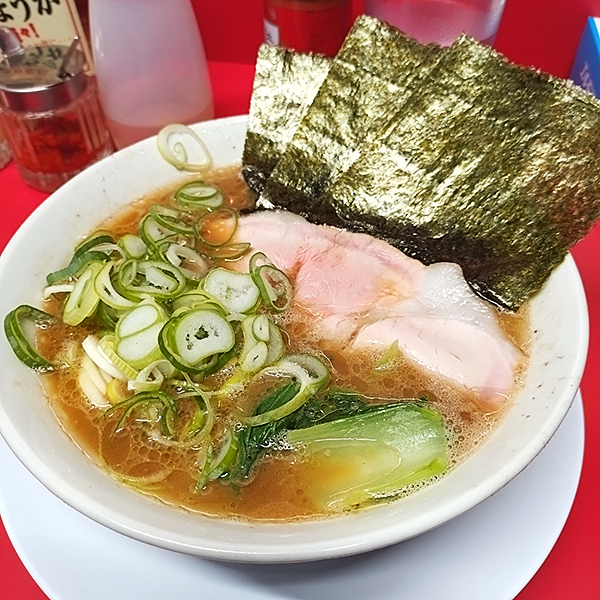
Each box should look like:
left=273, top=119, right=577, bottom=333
left=0, top=31, right=113, bottom=192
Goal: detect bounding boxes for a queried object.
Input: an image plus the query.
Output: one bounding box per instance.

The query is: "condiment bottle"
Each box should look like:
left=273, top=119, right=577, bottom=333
left=263, top=0, right=352, bottom=57
left=89, top=0, right=214, bottom=150
left=0, top=30, right=113, bottom=192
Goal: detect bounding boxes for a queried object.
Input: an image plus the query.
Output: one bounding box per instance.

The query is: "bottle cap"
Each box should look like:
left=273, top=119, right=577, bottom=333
left=0, top=31, right=87, bottom=113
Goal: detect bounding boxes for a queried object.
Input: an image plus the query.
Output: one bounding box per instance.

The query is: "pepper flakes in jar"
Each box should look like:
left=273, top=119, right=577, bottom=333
left=0, top=31, right=113, bottom=193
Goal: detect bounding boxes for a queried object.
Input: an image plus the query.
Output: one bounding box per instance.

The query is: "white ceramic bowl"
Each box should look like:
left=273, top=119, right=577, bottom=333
left=0, top=115, right=589, bottom=563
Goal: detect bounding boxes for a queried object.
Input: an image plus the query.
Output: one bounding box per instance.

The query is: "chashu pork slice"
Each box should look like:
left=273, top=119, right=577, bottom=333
left=234, top=210, right=523, bottom=409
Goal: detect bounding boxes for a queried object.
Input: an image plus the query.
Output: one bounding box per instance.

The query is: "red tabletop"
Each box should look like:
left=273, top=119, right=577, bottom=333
left=2, top=1, right=600, bottom=598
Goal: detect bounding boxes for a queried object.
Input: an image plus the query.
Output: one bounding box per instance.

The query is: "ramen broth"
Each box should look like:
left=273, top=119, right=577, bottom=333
left=36, top=165, right=529, bottom=521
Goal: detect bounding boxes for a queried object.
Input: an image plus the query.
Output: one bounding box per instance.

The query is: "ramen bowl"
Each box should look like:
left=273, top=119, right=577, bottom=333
left=0, top=115, right=588, bottom=562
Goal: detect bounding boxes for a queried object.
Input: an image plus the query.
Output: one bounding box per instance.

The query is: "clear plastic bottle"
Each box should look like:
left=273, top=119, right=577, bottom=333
left=89, top=0, right=214, bottom=149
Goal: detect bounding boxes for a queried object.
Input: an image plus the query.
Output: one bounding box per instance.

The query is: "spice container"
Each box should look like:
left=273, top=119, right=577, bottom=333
left=264, top=0, right=352, bottom=56
left=0, top=31, right=112, bottom=193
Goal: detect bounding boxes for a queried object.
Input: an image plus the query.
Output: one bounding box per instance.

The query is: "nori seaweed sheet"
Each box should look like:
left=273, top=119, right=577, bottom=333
left=242, top=45, right=331, bottom=195
left=315, top=36, right=600, bottom=310
left=258, top=15, right=444, bottom=213
left=245, top=15, right=600, bottom=311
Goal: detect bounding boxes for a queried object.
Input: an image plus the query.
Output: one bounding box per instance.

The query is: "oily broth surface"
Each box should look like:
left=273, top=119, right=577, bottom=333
left=36, top=165, right=529, bottom=522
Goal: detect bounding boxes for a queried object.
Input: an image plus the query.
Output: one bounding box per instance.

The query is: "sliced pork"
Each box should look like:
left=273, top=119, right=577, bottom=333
left=234, top=210, right=522, bottom=409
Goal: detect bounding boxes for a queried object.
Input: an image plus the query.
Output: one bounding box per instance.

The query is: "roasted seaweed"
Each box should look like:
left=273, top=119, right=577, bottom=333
left=244, top=15, right=600, bottom=310
left=242, top=45, right=331, bottom=195
left=257, top=15, right=444, bottom=214
left=316, top=35, right=600, bottom=310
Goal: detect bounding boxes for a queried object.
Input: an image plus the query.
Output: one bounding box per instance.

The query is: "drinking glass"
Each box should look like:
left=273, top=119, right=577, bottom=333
left=365, top=0, right=507, bottom=46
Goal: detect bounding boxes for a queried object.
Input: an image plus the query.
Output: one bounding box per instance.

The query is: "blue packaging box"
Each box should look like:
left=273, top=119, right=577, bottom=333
left=570, top=17, right=600, bottom=97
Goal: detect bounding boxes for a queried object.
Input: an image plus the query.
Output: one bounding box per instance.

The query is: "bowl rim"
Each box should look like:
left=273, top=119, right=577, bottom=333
left=0, top=114, right=589, bottom=563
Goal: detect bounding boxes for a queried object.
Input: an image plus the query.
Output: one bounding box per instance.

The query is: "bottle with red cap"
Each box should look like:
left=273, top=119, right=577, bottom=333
left=263, top=0, right=352, bottom=57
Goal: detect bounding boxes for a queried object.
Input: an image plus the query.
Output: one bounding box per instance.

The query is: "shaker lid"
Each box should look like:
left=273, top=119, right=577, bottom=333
left=0, top=32, right=87, bottom=112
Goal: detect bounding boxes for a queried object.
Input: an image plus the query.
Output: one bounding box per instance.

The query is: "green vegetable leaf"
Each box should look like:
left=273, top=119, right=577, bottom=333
left=228, top=381, right=301, bottom=484
left=286, top=402, right=448, bottom=511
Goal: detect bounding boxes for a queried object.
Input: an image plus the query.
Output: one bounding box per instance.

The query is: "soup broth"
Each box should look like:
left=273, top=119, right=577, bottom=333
left=36, top=165, right=529, bottom=522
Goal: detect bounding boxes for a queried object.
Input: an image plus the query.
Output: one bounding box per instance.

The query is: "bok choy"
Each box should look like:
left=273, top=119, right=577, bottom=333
left=286, top=403, right=448, bottom=511
left=221, top=386, right=448, bottom=512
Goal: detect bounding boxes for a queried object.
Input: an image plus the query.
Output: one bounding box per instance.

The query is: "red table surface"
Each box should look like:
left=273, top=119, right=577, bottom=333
left=3, top=1, right=600, bottom=598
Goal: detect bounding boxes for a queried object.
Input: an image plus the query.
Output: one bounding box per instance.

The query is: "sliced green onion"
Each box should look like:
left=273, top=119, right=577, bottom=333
left=244, top=354, right=330, bottom=426
left=374, top=340, right=400, bottom=369
left=98, top=335, right=139, bottom=380
left=158, top=308, right=235, bottom=374
left=164, top=243, right=211, bottom=280
left=174, top=181, right=224, bottom=210
left=113, top=300, right=167, bottom=370
left=79, top=353, right=111, bottom=408
left=118, top=234, right=147, bottom=260
left=107, top=390, right=177, bottom=435
left=152, top=261, right=186, bottom=296
left=197, top=429, right=238, bottom=489
left=73, top=232, right=115, bottom=258
left=135, top=261, right=188, bottom=300
left=115, top=298, right=165, bottom=338
left=144, top=390, right=214, bottom=448
left=170, top=288, right=227, bottom=314
left=238, top=314, right=284, bottom=374
left=249, top=253, right=293, bottom=313
left=180, top=392, right=214, bottom=445
left=89, top=242, right=124, bottom=260
left=106, top=378, right=131, bottom=404
left=202, top=268, right=260, bottom=314
left=94, top=262, right=139, bottom=310
left=42, top=283, right=74, bottom=298
left=46, top=250, right=110, bottom=285
left=62, top=261, right=103, bottom=326
left=240, top=340, right=268, bottom=373
left=252, top=314, right=270, bottom=342
left=82, top=351, right=112, bottom=388
left=46, top=232, right=117, bottom=286
left=201, top=343, right=238, bottom=378
left=4, top=305, right=57, bottom=372
left=128, top=359, right=175, bottom=393
left=97, top=301, right=119, bottom=331
left=279, top=354, right=330, bottom=387
left=257, top=265, right=293, bottom=312
left=149, top=205, right=196, bottom=236
left=82, top=335, right=130, bottom=381
left=264, top=320, right=285, bottom=365
left=156, top=124, right=211, bottom=173
left=116, top=323, right=165, bottom=370
left=114, top=258, right=188, bottom=302
left=139, top=214, right=178, bottom=251
left=248, top=252, right=274, bottom=271
left=111, top=467, right=173, bottom=487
